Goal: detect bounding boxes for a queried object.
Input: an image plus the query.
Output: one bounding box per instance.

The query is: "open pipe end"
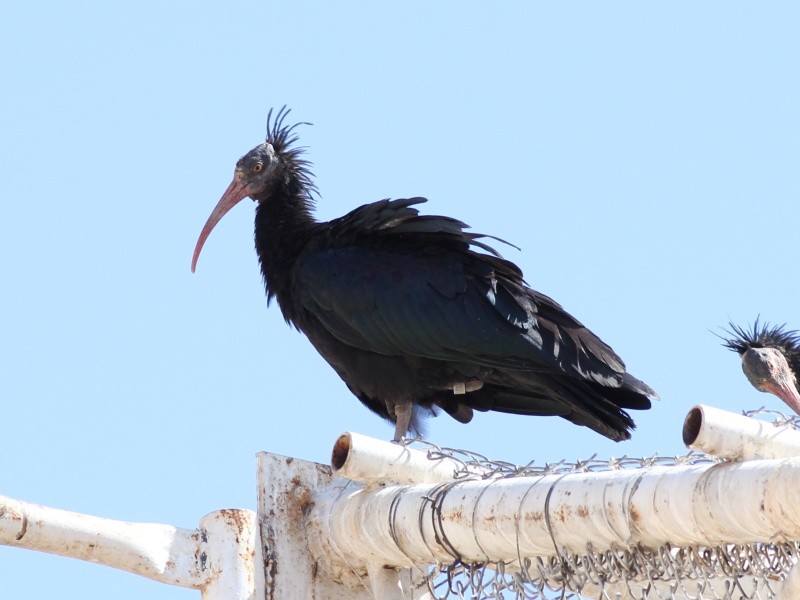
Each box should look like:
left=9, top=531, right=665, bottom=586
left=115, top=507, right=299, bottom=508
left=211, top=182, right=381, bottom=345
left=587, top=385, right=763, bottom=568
left=331, top=433, right=352, bottom=472
left=683, top=405, right=704, bottom=447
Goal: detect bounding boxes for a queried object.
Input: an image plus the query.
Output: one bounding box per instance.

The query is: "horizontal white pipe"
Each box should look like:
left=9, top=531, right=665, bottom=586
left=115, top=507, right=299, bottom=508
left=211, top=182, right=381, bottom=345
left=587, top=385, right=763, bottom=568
left=310, top=455, right=800, bottom=568
left=332, top=432, right=486, bottom=484
left=0, top=495, right=257, bottom=598
left=683, top=404, right=800, bottom=460
left=0, top=495, right=205, bottom=588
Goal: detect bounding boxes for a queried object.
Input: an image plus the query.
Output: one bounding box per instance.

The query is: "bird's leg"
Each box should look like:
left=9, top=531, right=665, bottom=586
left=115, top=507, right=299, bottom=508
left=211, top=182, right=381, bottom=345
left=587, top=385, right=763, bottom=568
left=393, top=402, right=413, bottom=442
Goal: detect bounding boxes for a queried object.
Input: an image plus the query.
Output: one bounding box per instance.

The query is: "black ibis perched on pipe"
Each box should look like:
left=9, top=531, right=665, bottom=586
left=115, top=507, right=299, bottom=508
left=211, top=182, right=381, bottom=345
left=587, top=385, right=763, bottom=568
left=192, top=108, right=658, bottom=441
left=722, top=320, right=800, bottom=416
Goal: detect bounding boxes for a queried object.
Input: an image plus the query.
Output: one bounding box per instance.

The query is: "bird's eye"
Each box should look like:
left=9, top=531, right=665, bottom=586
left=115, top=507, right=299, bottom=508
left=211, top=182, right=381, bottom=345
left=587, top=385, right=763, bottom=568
left=253, top=163, right=264, bottom=173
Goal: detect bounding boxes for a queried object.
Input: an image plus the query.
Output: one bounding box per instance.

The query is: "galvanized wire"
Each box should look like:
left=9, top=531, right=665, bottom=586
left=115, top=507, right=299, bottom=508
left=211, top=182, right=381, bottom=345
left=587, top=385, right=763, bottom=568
left=407, top=408, right=800, bottom=600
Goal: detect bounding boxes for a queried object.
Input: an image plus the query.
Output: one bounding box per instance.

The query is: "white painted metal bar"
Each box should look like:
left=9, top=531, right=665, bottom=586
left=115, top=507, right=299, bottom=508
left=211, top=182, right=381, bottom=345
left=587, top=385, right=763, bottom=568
left=0, top=495, right=257, bottom=599
left=332, top=431, right=487, bottom=484
left=366, top=564, right=433, bottom=600
left=0, top=495, right=204, bottom=587
left=7, top=415, right=800, bottom=600
left=257, top=451, right=431, bottom=600
left=310, top=455, right=800, bottom=567
left=683, top=404, right=800, bottom=460
left=777, top=562, right=800, bottom=600
left=198, top=509, right=259, bottom=600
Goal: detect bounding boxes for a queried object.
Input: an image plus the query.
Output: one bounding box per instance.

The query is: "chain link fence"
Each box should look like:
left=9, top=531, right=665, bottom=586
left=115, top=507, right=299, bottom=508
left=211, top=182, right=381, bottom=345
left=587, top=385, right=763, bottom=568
left=403, top=408, right=800, bottom=600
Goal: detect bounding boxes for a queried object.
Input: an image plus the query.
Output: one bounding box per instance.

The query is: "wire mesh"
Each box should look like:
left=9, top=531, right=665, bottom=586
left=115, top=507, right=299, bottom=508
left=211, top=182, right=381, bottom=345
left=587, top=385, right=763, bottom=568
left=404, top=408, right=800, bottom=600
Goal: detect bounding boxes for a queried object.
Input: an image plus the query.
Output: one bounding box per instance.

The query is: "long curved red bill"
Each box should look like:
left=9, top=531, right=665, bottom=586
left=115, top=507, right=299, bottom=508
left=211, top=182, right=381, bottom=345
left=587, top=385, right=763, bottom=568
left=191, top=174, right=251, bottom=273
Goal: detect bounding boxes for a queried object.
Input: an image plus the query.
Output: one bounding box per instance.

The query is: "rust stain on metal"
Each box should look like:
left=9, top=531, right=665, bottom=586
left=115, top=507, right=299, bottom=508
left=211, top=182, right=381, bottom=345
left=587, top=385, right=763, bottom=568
left=291, top=481, right=314, bottom=517
left=212, top=509, right=256, bottom=588
left=331, top=436, right=349, bottom=471
left=446, top=508, right=466, bottom=524
left=553, top=506, right=572, bottom=522
left=630, top=505, right=641, bottom=526
left=524, top=511, right=544, bottom=523
left=263, top=511, right=278, bottom=600
left=244, top=550, right=255, bottom=587
left=215, top=508, right=251, bottom=544
left=577, top=506, right=588, bottom=518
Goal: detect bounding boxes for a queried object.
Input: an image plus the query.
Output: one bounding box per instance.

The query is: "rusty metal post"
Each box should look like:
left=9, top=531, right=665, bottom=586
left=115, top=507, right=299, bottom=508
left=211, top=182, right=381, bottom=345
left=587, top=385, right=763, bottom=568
left=257, top=451, right=431, bottom=600
left=198, top=509, right=259, bottom=600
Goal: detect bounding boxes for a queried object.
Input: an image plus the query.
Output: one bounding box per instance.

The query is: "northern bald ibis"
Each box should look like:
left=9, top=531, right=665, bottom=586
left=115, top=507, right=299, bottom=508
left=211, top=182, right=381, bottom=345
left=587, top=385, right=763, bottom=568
left=192, top=108, right=658, bottom=441
left=723, top=319, right=800, bottom=416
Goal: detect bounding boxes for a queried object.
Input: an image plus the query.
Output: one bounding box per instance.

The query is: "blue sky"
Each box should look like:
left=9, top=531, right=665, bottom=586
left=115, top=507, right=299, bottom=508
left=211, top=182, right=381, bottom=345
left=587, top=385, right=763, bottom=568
left=2, top=2, right=799, bottom=598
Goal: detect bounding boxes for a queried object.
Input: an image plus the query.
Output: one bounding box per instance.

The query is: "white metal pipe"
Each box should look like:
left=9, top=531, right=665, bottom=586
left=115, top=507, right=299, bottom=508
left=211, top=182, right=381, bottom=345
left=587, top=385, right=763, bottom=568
left=332, top=432, right=487, bottom=484
left=776, top=561, right=800, bottom=600
left=258, top=451, right=382, bottom=600
left=310, top=456, right=800, bottom=568
left=199, top=509, right=258, bottom=600
left=258, top=451, right=433, bottom=600
left=683, top=404, right=800, bottom=460
left=0, top=495, right=257, bottom=599
left=0, top=495, right=204, bottom=588
left=366, top=564, right=432, bottom=600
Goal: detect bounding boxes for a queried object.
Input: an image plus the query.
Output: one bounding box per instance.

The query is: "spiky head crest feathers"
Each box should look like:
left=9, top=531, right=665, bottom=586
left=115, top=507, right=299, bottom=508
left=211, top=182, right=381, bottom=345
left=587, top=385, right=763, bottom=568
left=722, top=318, right=800, bottom=375
left=264, top=106, right=318, bottom=202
